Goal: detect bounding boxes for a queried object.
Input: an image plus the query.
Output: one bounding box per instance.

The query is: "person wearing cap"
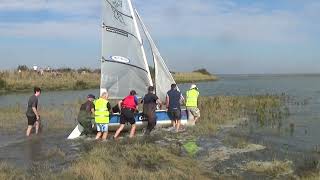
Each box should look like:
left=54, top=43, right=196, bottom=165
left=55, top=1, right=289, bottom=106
left=77, top=94, right=96, bottom=135
left=94, top=92, right=111, bottom=140
left=114, top=90, right=139, bottom=139
left=186, top=84, right=200, bottom=125
left=166, top=84, right=185, bottom=132
left=142, top=86, right=162, bottom=135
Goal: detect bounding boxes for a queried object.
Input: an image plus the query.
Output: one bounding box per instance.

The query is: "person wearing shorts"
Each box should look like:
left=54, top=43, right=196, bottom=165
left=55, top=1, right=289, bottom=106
left=166, top=84, right=184, bottom=132
left=94, top=92, right=111, bottom=140
left=25, top=87, right=41, bottom=137
left=114, top=90, right=139, bottom=139
left=186, top=84, right=200, bottom=125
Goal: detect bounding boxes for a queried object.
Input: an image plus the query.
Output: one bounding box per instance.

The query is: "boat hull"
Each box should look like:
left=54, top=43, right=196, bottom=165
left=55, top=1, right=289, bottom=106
left=67, top=109, right=188, bottom=139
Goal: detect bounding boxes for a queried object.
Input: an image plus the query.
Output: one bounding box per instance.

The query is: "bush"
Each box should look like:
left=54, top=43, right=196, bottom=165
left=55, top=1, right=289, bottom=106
left=93, top=69, right=101, bottom=74
left=74, top=80, right=88, bottom=89
left=0, top=78, right=6, bottom=89
left=77, top=67, right=92, bottom=73
left=17, top=65, right=29, bottom=71
left=193, top=68, right=211, bottom=75
left=56, top=67, right=74, bottom=73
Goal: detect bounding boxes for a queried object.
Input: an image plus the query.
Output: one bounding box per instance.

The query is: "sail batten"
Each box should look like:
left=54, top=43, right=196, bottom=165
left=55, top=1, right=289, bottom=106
left=101, top=0, right=152, bottom=98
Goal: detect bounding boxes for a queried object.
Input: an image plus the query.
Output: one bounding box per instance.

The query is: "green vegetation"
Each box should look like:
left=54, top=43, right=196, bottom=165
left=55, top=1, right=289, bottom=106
left=190, top=95, right=285, bottom=135
left=173, top=72, right=218, bottom=83
left=244, top=160, right=293, bottom=177
left=193, top=68, right=212, bottom=75
left=0, top=95, right=291, bottom=179
left=0, top=70, right=100, bottom=93
left=0, top=67, right=217, bottom=93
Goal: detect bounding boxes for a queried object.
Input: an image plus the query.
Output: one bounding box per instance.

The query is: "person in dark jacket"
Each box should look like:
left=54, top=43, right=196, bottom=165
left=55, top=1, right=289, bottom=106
left=114, top=90, right=139, bottom=139
left=142, top=86, right=162, bottom=135
left=77, top=94, right=95, bottom=135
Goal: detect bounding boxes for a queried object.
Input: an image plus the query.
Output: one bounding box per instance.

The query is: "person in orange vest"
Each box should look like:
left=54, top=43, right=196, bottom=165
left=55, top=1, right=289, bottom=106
left=114, top=90, right=139, bottom=139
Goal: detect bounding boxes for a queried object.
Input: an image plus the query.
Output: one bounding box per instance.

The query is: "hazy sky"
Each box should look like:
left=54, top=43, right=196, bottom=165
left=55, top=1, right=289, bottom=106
left=0, top=0, right=319, bottom=74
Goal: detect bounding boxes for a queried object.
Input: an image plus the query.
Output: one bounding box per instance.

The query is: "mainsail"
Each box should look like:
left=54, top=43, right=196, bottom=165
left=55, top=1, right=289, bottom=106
left=101, top=0, right=152, bottom=98
left=135, top=9, right=177, bottom=102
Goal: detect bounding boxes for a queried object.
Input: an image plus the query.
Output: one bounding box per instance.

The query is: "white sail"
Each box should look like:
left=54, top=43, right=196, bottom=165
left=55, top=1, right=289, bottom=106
left=135, top=9, right=177, bottom=102
left=101, top=0, right=152, bottom=98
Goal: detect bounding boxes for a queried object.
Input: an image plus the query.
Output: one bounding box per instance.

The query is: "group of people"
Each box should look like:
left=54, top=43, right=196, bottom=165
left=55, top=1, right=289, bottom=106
left=25, top=84, right=200, bottom=140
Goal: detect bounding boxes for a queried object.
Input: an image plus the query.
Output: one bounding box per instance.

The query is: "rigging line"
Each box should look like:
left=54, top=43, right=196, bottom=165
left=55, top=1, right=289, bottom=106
left=104, top=0, right=132, bottom=19
left=101, top=57, right=148, bottom=73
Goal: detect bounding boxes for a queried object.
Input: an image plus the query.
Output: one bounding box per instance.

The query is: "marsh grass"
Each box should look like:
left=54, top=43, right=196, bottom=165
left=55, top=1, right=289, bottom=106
left=245, top=160, right=293, bottom=177
left=189, top=95, right=285, bottom=135
left=0, top=163, right=26, bottom=180
left=0, top=70, right=217, bottom=93
left=1, top=70, right=100, bottom=92
left=222, top=134, right=249, bottom=149
left=300, top=171, right=320, bottom=180
left=173, top=72, right=218, bottom=83
left=59, top=142, right=212, bottom=180
left=0, top=95, right=288, bottom=179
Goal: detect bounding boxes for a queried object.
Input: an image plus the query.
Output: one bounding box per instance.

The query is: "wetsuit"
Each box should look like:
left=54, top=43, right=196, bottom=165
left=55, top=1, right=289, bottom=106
left=142, top=93, right=159, bottom=135
left=78, top=100, right=94, bottom=135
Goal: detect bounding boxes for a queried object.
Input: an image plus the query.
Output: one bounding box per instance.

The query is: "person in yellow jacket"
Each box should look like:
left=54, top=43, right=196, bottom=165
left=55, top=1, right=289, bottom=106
left=94, top=92, right=112, bottom=140
left=185, top=84, right=200, bottom=125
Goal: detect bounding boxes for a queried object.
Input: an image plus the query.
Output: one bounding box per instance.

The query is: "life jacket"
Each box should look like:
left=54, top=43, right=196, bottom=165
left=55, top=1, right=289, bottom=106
left=186, top=89, right=199, bottom=107
left=122, top=95, right=137, bottom=110
left=94, top=98, right=110, bottom=124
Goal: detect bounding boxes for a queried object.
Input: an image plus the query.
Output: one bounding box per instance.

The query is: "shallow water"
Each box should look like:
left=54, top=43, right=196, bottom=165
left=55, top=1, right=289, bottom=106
left=0, top=74, right=320, bottom=176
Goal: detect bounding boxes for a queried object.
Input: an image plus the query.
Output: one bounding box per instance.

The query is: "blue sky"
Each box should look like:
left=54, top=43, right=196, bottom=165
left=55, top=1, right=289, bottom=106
left=0, top=0, right=319, bottom=74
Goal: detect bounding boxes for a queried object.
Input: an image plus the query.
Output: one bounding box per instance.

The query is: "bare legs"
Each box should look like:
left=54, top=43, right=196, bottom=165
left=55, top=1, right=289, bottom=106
left=26, top=125, right=32, bottom=136
left=26, top=121, right=40, bottom=137
left=114, top=124, right=136, bottom=139
left=114, top=124, right=125, bottom=139
left=35, top=121, right=40, bottom=134
left=175, top=120, right=181, bottom=132
left=129, top=124, right=136, bottom=138
left=96, top=132, right=108, bottom=140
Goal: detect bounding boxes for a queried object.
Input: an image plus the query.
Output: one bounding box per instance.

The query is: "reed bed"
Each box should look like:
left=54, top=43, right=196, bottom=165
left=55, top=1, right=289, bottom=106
left=0, top=70, right=100, bottom=92
left=190, top=95, right=285, bottom=135
left=0, top=70, right=217, bottom=93
left=244, top=160, right=293, bottom=177
left=173, top=72, right=218, bottom=83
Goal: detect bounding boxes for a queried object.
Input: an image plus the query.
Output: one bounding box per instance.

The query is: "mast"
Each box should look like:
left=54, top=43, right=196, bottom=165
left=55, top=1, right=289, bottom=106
left=100, top=0, right=105, bottom=95
left=127, top=0, right=153, bottom=86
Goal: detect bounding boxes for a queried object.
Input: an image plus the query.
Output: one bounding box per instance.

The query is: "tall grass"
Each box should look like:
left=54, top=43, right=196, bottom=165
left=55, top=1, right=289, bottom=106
left=173, top=72, right=218, bottom=83
left=1, top=70, right=100, bottom=92
left=190, top=95, right=285, bottom=135
left=0, top=70, right=218, bottom=93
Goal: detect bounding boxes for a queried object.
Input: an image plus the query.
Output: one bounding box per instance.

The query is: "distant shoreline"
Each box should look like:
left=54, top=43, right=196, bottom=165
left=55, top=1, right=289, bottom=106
left=0, top=70, right=218, bottom=94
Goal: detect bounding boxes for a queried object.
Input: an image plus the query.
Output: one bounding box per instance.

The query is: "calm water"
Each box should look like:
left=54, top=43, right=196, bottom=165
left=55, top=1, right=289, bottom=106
left=0, top=74, right=319, bottom=173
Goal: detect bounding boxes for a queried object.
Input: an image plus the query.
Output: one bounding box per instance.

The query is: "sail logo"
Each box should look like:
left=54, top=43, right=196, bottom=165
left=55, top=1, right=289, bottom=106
left=110, top=56, right=130, bottom=63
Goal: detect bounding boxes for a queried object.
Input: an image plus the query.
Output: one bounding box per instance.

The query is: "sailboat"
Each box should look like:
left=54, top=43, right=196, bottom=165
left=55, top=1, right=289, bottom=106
left=67, top=0, right=187, bottom=139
